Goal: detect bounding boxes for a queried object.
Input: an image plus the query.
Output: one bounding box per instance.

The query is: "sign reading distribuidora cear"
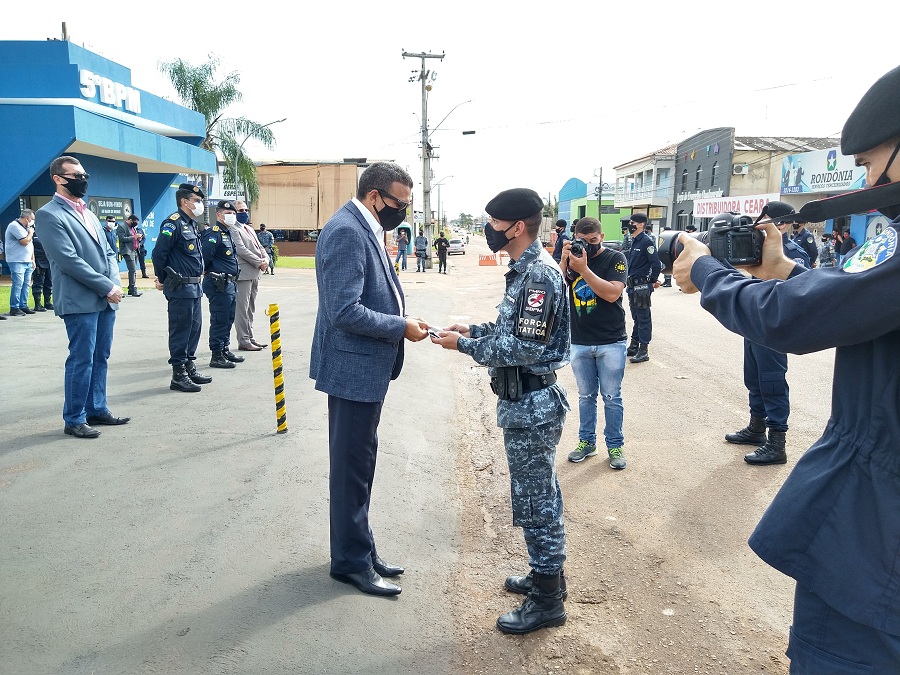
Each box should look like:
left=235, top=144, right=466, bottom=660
left=79, top=69, right=141, bottom=114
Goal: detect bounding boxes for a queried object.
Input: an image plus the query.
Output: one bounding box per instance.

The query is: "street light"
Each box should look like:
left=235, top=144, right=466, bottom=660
left=433, top=175, right=454, bottom=232
left=232, top=117, right=287, bottom=204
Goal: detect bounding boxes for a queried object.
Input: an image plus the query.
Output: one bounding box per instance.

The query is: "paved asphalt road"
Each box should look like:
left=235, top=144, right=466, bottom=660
left=0, top=239, right=836, bottom=674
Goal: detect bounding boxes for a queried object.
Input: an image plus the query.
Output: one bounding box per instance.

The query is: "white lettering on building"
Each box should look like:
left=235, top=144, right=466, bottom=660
left=79, top=69, right=141, bottom=114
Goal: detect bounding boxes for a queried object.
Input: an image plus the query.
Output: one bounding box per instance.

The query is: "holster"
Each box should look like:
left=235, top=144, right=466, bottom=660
left=164, top=266, right=184, bottom=290
left=490, top=366, right=522, bottom=402
left=628, top=276, right=652, bottom=309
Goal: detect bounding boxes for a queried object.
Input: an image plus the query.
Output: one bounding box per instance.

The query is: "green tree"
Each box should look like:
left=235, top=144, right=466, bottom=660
left=158, top=56, right=276, bottom=206
left=457, top=212, right=474, bottom=227
left=543, top=196, right=559, bottom=220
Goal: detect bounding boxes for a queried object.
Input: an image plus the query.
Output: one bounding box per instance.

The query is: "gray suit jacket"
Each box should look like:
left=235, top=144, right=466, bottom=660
left=116, top=223, right=138, bottom=258
left=310, top=202, right=407, bottom=402
left=34, top=197, right=119, bottom=316
left=229, top=223, right=266, bottom=281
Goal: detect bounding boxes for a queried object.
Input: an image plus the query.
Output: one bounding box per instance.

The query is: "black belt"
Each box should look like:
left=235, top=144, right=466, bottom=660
left=521, top=371, right=557, bottom=394
left=206, top=273, right=238, bottom=281
left=626, top=276, right=649, bottom=287
left=180, top=276, right=202, bottom=284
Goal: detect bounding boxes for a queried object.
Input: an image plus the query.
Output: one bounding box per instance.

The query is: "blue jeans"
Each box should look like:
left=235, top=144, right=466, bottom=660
left=394, top=248, right=407, bottom=270
left=570, top=341, right=626, bottom=448
left=8, top=261, right=34, bottom=309
left=62, top=307, right=116, bottom=426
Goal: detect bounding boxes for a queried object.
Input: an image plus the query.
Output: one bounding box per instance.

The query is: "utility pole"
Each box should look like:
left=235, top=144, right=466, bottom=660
left=403, top=49, right=444, bottom=268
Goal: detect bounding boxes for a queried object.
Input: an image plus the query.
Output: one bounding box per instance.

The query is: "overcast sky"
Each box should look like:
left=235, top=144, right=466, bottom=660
left=4, top=1, right=891, bottom=221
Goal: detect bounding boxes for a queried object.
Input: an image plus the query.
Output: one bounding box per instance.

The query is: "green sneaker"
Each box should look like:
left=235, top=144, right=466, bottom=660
left=607, top=446, right=627, bottom=470
left=568, top=440, right=597, bottom=463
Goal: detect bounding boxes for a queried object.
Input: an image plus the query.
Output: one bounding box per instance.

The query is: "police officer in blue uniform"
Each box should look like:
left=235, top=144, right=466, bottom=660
left=790, top=221, right=818, bottom=267
left=152, top=183, right=213, bottom=393
left=673, top=64, right=900, bottom=672
left=624, top=213, right=662, bottom=363
left=432, top=188, right=571, bottom=635
left=724, top=203, right=811, bottom=465
left=202, top=200, right=244, bottom=369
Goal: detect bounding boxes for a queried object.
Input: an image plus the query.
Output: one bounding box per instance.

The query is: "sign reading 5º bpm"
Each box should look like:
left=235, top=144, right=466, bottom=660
left=79, top=69, right=141, bottom=114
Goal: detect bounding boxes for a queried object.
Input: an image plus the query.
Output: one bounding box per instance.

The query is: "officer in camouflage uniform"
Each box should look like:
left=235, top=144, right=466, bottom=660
left=432, top=188, right=571, bottom=635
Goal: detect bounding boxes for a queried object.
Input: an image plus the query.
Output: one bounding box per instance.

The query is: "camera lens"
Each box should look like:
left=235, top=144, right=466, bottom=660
left=570, top=240, right=585, bottom=257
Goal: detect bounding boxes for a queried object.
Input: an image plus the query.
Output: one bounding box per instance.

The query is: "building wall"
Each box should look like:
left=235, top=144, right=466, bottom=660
left=672, top=128, right=734, bottom=229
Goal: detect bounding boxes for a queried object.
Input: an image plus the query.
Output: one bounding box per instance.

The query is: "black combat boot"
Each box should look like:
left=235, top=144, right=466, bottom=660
left=496, top=571, right=567, bottom=635
left=505, top=569, right=568, bottom=600
left=223, top=349, right=245, bottom=363
left=33, top=297, right=46, bottom=312
left=725, top=416, right=767, bottom=445
left=209, top=352, right=235, bottom=369
left=629, top=343, right=649, bottom=363
left=745, top=430, right=787, bottom=465
left=170, top=365, right=201, bottom=393
left=626, top=338, right=640, bottom=357
left=45, top=298, right=54, bottom=310
left=184, top=361, right=213, bottom=384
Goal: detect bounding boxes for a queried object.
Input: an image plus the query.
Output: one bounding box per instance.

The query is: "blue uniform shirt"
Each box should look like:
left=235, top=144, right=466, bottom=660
left=201, top=223, right=239, bottom=276
left=151, top=209, right=204, bottom=299
left=690, top=222, right=900, bottom=634
left=457, top=240, right=570, bottom=429
left=627, top=230, right=663, bottom=282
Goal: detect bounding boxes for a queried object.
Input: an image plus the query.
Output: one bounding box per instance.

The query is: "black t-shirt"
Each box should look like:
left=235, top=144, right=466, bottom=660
left=840, top=237, right=857, bottom=255
left=567, top=248, right=628, bottom=345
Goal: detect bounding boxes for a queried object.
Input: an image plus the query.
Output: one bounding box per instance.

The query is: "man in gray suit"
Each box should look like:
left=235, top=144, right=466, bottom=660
left=228, top=200, right=268, bottom=351
left=34, top=156, right=128, bottom=438
left=116, top=214, right=143, bottom=297
left=310, top=162, right=428, bottom=597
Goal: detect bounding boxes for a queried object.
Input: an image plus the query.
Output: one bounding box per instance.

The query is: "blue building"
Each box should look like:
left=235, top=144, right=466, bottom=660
left=0, top=40, right=215, bottom=272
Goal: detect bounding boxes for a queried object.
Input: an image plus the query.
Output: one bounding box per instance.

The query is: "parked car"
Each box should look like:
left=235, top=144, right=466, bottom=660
left=601, top=240, right=623, bottom=251
left=448, top=238, right=465, bottom=255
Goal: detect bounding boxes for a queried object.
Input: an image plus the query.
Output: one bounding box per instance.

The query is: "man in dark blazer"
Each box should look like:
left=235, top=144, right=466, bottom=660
left=310, top=162, right=428, bottom=597
left=34, top=156, right=128, bottom=438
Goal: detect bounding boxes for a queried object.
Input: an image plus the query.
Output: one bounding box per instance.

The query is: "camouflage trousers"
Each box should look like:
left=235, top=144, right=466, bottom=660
left=502, top=417, right=567, bottom=575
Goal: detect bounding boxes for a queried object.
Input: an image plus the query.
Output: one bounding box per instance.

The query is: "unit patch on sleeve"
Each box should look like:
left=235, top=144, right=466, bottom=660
left=842, top=227, right=897, bottom=274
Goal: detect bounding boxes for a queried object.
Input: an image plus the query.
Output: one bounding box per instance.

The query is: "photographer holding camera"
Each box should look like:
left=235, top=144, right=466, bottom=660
left=672, top=64, right=900, bottom=671
left=624, top=213, right=662, bottom=363
left=560, top=217, right=629, bottom=469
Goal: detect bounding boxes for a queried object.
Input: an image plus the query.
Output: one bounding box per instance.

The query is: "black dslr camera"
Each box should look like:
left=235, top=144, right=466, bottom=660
left=657, top=212, right=764, bottom=273
left=569, top=239, right=586, bottom=257
left=706, top=212, right=764, bottom=267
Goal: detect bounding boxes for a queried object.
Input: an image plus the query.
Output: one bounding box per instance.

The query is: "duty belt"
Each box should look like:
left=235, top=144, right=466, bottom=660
left=180, top=276, right=202, bottom=283
left=521, top=371, right=557, bottom=393
left=206, top=272, right=238, bottom=281
left=626, top=276, right=649, bottom=288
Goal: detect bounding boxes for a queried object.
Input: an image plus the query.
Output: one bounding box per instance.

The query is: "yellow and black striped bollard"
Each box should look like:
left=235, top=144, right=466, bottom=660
left=267, top=303, right=288, bottom=434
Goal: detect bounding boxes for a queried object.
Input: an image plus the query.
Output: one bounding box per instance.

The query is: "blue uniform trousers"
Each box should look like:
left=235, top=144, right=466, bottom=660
left=787, top=584, right=900, bottom=673
left=167, top=296, right=202, bottom=366
left=626, top=288, right=653, bottom=343
left=327, top=395, right=383, bottom=575
left=202, top=278, right=236, bottom=352
left=743, top=338, right=789, bottom=430
left=503, top=418, right=567, bottom=575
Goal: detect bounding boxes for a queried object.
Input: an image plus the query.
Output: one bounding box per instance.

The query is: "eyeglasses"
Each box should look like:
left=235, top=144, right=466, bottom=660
left=56, top=172, right=90, bottom=181
left=377, top=189, right=410, bottom=210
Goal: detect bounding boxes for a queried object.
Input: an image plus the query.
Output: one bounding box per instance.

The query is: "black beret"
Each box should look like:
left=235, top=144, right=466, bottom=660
left=756, top=200, right=797, bottom=224
left=630, top=213, right=648, bottom=224
left=485, top=188, right=544, bottom=221
left=841, top=65, right=900, bottom=155
left=178, top=183, right=206, bottom=199
left=685, top=224, right=697, bottom=232
left=555, top=219, right=567, bottom=228
left=216, top=200, right=236, bottom=211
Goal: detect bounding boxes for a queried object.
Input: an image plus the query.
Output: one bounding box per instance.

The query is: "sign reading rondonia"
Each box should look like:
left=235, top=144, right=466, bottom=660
left=692, top=193, right=780, bottom=219
left=781, top=147, right=865, bottom=194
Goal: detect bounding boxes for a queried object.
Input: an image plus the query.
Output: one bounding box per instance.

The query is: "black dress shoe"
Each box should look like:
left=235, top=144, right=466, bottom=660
left=9, top=309, right=25, bottom=316
left=250, top=339, right=268, bottom=348
left=21, top=307, right=36, bottom=315
left=45, top=303, right=54, bottom=310
left=330, top=567, right=401, bottom=596
left=64, top=424, right=101, bottom=439
left=128, top=290, right=143, bottom=297
left=372, top=555, right=404, bottom=577
left=86, top=413, right=130, bottom=426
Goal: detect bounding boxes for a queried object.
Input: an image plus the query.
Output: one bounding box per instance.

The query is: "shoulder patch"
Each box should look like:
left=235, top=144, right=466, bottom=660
left=646, top=245, right=655, bottom=255
left=208, top=238, right=217, bottom=243
left=843, top=228, right=897, bottom=274
left=169, top=213, right=179, bottom=221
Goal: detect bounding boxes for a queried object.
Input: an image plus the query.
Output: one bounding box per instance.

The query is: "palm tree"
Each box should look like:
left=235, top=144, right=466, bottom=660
left=158, top=56, right=276, bottom=206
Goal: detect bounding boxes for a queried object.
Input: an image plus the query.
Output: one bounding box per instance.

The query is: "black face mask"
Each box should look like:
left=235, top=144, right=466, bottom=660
left=485, top=221, right=517, bottom=252
left=376, top=202, right=407, bottom=231
left=873, top=139, right=900, bottom=220
left=587, top=242, right=602, bottom=257
left=628, top=224, right=638, bottom=234
left=62, top=176, right=88, bottom=199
